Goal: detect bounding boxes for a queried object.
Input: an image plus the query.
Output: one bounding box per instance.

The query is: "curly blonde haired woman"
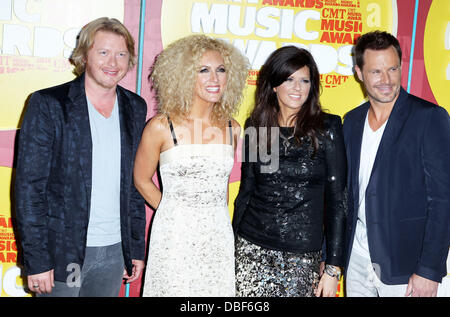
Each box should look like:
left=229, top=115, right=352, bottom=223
left=134, top=35, right=249, bottom=296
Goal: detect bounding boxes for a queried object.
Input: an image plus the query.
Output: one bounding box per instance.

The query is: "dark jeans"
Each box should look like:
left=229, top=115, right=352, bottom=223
left=37, top=242, right=124, bottom=297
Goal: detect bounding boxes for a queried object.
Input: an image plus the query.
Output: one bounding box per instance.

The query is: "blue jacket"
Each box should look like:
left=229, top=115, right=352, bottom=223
left=15, top=74, right=147, bottom=282
left=343, top=88, right=450, bottom=284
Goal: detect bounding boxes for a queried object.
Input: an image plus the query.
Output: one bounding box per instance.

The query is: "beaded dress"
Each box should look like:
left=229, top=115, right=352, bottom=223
left=143, top=120, right=235, bottom=297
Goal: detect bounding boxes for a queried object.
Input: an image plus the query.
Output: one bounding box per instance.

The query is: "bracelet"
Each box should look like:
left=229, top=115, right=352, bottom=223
left=324, top=265, right=341, bottom=280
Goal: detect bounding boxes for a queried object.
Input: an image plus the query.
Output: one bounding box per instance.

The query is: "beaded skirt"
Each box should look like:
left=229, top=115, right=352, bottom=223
left=235, top=235, right=321, bottom=297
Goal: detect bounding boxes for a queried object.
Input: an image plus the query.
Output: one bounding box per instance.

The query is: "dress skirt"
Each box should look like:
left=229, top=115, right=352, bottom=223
left=235, top=235, right=321, bottom=297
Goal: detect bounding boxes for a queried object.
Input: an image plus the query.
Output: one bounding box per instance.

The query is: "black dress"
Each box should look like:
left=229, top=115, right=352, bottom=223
left=233, top=113, right=347, bottom=297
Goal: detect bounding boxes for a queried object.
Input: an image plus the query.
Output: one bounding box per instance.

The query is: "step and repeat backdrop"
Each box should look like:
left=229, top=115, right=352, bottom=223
left=0, top=0, right=449, bottom=297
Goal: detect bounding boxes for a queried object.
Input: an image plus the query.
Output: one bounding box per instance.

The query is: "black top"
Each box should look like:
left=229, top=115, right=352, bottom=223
left=232, top=113, right=347, bottom=266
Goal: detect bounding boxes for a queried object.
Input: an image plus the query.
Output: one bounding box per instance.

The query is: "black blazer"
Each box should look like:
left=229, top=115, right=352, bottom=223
left=15, top=74, right=147, bottom=282
left=343, top=88, right=450, bottom=284
left=233, top=113, right=347, bottom=266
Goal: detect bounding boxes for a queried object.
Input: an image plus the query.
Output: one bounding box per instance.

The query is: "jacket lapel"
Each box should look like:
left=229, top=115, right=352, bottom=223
left=368, top=88, right=409, bottom=184
left=117, top=87, right=134, bottom=203
left=66, top=74, right=93, bottom=212
left=66, top=79, right=136, bottom=216
left=350, top=103, right=369, bottom=212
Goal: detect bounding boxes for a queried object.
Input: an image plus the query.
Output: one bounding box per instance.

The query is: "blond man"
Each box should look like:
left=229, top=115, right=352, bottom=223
left=15, top=17, right=147, bottom=297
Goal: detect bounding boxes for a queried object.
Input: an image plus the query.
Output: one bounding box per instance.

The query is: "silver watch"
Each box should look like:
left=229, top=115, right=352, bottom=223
left=324, top=265, right=341, bottom=280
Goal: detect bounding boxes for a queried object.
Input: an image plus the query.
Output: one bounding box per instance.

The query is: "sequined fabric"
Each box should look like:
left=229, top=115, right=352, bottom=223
left=235, top=235, right=321, bottom=297
left=233, top=113, right=347, bottom=266
left=143, top=144, right=235, bottom=297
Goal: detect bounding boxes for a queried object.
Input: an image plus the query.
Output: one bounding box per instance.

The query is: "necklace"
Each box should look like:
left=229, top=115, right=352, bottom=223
left=279, top=128, right=295, bottom=155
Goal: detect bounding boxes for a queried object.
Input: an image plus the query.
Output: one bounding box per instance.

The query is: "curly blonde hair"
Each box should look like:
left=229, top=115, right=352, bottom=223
left=150, top=34, right=249, bottom=125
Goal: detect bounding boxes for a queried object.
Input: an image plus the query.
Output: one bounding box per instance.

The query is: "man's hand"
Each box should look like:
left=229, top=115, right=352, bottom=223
left=405, top=274, right=438, bottom=297
left=123, top=259, right=145, bottom=284
left=28, top=270, right=54, bottom=295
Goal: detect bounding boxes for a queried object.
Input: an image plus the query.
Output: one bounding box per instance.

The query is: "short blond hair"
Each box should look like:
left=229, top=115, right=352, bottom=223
left=70, top=17, right=136, bottom=76
left=150, top=35, right=249, bottom=125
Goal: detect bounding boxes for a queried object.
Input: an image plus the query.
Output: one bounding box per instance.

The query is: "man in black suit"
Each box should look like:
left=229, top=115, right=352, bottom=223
left=15, top=17, right=147, bottom=296
left=343, top=31, right=449, bottom=297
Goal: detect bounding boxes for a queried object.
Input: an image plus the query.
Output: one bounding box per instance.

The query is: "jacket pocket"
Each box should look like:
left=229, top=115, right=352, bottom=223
left=399, top=216, right=427, bottom=223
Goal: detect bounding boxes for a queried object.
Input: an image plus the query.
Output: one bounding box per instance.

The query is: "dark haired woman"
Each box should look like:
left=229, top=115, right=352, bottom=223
left=232, top=46, right=347, bottom=297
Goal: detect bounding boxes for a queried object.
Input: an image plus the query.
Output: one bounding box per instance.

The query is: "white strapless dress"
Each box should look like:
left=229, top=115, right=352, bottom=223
left=142, top=144, right=235, bottom=297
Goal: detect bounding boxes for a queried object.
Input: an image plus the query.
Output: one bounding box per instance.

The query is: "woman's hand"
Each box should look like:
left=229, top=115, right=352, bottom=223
left=314, top=265, right=340, bottom=297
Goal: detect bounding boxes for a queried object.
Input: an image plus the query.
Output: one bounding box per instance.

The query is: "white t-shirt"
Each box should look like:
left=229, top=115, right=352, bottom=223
left=352, top=112, right=388, bottom=258
left=86, top=97, right=122, bottom=247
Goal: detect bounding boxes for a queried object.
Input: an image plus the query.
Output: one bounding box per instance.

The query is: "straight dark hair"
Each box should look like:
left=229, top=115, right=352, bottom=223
left=354, top=31, right=402, bottom=69
left=248, top=46, right=324, bottom=152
